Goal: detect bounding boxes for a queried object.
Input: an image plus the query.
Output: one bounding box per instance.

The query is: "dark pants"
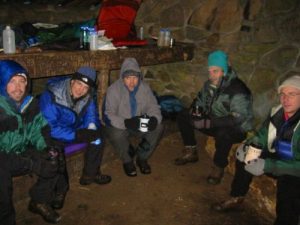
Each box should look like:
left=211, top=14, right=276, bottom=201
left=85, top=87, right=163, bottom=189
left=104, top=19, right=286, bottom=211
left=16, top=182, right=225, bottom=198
left=55, top=132, right=105, bottom=195
left=230, top=160, right=300, bottom=225
left=0, top=152, right=57, bottom=225
left=104, top=124, right=164, bottom=163
left=177, top=109, right=246, bottom=168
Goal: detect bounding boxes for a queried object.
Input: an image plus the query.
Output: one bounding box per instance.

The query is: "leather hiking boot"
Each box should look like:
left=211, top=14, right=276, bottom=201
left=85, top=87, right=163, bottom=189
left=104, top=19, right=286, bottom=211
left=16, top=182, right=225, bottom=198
left=51, top=193, right=66, bottom=210
left=80, top=174, right=112, bottom=185
left=206, top=165, right=224, bottom=185
left=136, top=159, right=151, bottom=174
left=28, top=200, right=61, bottom=224
left=123, top=162, right=137, bottom=177
left=174, top=146, right=198, bottom=165
left=211, top=196, right=245, bottom=212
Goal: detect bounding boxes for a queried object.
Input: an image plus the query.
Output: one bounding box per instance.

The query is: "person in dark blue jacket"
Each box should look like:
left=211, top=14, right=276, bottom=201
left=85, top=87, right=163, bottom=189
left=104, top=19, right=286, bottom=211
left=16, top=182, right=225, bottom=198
left=39, top=66, right=111, bottom=210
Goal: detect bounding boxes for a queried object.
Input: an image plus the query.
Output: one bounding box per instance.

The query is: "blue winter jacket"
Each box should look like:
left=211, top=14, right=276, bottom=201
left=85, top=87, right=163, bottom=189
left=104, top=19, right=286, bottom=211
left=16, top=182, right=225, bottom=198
left=39, top=77, right=100, bottom=142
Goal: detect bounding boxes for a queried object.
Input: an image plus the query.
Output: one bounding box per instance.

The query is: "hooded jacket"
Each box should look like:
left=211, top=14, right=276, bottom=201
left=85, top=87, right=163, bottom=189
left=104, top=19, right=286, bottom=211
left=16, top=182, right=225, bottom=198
left=104, top=58, right=162, bottom=129
left=39, top=77, right=100, bottom=142
left=195, top=69, right=253, bottom=132
left=0, top=60, right=49, bottom=154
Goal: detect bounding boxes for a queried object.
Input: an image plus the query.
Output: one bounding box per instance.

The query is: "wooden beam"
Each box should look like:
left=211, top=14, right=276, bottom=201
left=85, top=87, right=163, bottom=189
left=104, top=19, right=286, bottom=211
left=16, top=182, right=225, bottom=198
left=0, top=44, right=194, bottom=78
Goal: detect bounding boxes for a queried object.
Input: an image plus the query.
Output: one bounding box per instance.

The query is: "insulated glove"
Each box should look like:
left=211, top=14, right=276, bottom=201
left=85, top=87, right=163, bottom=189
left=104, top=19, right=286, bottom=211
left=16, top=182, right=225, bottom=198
left=193, top=119, right=211, bottom=129
left=244, top=158, right=265, bottom=176
left=48, top=146, right=66, bottom=174
left=190, top=105, right=202, bottom=118
left=148, top=117, right=158, bottom=131
left=76, top=129, right=101, bottom=143
left=124, top=116, right=140, bottom=131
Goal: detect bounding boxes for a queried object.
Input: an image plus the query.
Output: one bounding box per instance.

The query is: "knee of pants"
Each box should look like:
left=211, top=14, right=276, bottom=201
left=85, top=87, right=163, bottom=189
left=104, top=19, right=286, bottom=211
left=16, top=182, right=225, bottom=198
left=105, top=127, right=128, bottom=141
left=177, top=109, right=191, bottom=124
left=153, top=123, right=164, bottom=134
left=144, top=124, right=164, bottom=143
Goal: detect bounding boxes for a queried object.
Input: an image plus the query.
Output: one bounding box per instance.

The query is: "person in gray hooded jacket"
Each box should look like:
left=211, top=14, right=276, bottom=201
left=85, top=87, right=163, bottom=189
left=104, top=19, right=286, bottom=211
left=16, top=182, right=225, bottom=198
left=104, top=57, right=164, bottom=177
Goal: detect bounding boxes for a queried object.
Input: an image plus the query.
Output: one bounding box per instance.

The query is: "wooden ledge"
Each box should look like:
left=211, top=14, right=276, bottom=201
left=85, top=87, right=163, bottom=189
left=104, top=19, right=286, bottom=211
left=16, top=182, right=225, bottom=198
left=0, top=43, right=194, bottom=78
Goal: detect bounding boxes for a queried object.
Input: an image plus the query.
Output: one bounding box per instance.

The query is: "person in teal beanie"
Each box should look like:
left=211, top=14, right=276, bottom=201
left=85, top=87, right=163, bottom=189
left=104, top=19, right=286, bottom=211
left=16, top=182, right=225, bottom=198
left=175, top=50, right=254, bottom=185
left=213, top=75, right=300, bottom=225
left=208, top=50, right=229, bottom=76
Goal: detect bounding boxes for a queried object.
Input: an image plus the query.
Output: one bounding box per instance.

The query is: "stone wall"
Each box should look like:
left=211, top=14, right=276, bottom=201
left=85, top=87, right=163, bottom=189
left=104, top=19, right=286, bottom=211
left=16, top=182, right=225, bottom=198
left=135, top=0, right=300, bottom=124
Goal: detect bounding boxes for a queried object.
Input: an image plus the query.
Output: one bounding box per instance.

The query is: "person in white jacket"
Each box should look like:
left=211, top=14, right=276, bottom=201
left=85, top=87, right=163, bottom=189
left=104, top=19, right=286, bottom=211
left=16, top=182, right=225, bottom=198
left=104, top=57, right=164, bottom=177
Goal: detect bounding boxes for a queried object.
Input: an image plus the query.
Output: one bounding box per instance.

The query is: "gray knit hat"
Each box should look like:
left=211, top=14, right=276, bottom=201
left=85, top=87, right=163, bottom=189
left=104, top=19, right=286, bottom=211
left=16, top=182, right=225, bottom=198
left=278, top=75, right=300, bottom=93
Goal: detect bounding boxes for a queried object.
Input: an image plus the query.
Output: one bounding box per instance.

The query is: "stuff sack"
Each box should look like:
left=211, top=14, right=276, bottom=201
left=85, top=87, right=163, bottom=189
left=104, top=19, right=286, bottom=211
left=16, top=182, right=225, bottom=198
left=157, top=95, right=183, bottom=119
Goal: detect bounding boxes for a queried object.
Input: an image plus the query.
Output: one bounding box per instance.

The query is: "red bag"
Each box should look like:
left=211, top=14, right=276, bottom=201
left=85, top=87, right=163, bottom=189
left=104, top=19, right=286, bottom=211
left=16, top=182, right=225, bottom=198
left=96, top=0, right=140, bottom=40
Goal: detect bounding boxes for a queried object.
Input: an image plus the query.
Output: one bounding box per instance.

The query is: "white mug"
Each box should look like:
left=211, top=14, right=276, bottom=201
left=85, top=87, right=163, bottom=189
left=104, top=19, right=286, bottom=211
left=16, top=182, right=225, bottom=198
left=244, top=145, right=262, bottom=164
left=139, top=117, right=150, bottom=132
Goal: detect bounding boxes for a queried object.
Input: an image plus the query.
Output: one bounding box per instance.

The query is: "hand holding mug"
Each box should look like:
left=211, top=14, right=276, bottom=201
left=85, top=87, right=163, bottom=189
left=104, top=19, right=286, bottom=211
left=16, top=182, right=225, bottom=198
left=244, top=144, right=262, bottom=164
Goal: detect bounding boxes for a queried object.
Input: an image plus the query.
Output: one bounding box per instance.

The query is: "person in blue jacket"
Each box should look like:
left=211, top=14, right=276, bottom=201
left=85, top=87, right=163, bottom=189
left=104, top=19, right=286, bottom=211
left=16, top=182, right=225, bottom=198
left=39, top=66, right=111, bottom=210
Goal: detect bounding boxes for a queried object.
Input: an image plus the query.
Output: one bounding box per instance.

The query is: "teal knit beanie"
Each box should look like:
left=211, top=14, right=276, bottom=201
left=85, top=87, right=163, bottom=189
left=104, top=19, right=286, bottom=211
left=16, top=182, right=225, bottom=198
left=208, top=50, right=228, bottom=75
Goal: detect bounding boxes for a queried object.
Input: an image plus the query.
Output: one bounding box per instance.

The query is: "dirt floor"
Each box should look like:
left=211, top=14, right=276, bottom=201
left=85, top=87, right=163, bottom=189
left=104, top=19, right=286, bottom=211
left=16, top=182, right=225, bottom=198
left=15, top=121, right=273, bottom=225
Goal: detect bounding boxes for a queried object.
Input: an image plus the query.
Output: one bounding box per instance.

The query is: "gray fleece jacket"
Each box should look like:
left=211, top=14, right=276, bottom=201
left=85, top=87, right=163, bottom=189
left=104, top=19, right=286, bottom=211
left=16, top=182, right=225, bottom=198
left=104, top=58, right=162, bottom=129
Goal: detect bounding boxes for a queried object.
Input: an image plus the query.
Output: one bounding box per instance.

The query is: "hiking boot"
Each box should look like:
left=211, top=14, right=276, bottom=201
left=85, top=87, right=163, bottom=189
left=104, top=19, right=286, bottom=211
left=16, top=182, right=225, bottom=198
left=28, top=200, right=61, bottom=224
left=174, top=146, right=198, bottom=165
left=80, top=174, right=112, bottom=185
left=123, top=162, right=137, bottom=177
left=211, top=196, right=245, bottom=212
left=51, top=193, right=66, bottom=210
left=206, top=165, right=224, bottom=185
left=136, top=159, right=151, bottom=174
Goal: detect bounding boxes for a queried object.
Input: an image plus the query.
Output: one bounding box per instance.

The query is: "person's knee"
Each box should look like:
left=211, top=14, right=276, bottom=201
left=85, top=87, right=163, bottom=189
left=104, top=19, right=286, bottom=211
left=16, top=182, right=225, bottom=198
left=176, top=109, right=190, bottom=123
left=154, top=123, right=164, bottom=134
left=105, top=127, right=128, bottom=140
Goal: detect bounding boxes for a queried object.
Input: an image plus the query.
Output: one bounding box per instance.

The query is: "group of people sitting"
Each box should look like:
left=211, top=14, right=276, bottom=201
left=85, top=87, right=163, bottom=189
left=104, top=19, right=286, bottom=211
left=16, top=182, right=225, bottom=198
left=0, top=50, right=299, bottom=225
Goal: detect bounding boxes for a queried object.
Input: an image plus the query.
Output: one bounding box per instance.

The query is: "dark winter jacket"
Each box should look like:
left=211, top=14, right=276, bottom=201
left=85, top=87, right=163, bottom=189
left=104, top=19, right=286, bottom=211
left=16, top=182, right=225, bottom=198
left=248, top=105, right=300, bottom=177
left=0, top=60, right=50, bottom=154
left=195, top=69, right=253, bottom=132
left=39, top=77, right=100, bottom=142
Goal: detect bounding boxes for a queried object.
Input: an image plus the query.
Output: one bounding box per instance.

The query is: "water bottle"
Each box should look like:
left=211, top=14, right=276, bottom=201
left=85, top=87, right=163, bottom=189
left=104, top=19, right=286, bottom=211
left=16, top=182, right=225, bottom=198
left=164, top=29, right=171, bottom=47
left=80, top=26, right=89, bottom=49
left=157, top=28, right=165, bottom=47
left=2, top=25, right=16, bottom=54
left=89, top=31, right=98, bottom=51
left=139, top=26, right=144, bottom=40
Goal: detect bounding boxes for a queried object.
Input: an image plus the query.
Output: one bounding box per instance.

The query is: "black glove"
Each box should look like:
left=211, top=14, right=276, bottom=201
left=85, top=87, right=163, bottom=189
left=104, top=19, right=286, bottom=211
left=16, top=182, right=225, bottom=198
left=31, top=152, right=58, bottom=178
left=190, top=105, right=202, bottom=119
left=76, top=129, right=100, bottom=143
left=48, top=145, right=66, bottom=174
left=124, top=116, right=140, bottom=131
left=148, top=117, right=158, bottom=131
